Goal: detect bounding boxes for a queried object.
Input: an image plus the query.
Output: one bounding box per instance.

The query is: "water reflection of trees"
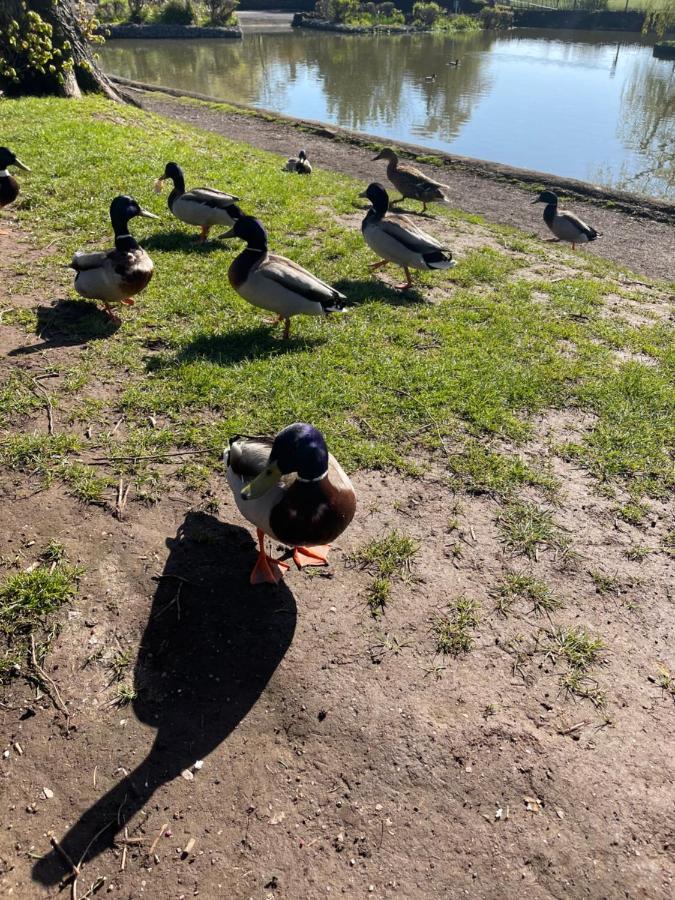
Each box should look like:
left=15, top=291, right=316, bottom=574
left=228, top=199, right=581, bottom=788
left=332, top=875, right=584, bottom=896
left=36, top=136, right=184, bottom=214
left=99, top=30, right=494, bottom=139
left=618, top=59, right=674, bottom=197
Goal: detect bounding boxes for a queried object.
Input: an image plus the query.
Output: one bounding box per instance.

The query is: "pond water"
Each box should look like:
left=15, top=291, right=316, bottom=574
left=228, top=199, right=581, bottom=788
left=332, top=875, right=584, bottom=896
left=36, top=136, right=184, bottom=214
left=100, top=27, right=675, bottom=199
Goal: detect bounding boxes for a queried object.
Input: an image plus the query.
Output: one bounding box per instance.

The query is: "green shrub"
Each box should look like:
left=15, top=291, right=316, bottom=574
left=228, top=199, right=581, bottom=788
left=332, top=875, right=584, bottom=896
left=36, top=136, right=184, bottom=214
left=156, top=0, right=196, bottom=25
left=205, top=0, right=239, bottom=25
left=413, top=1, right=442, bottom=26
left=478, top=4, right=513, bottom=29
left=95, top=0, right=129, bottom=23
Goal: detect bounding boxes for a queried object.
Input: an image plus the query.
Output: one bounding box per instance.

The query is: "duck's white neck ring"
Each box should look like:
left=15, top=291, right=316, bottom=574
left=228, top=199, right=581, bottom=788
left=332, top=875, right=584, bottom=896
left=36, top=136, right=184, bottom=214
left=296, top=470, right=328, bottom=483
left=0, top=171, right=9, bottom=178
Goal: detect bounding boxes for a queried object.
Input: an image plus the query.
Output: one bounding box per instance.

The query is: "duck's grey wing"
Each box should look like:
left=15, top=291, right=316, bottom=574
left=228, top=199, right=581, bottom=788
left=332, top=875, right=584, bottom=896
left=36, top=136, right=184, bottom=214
left=227, top=436, right=273, bottom=478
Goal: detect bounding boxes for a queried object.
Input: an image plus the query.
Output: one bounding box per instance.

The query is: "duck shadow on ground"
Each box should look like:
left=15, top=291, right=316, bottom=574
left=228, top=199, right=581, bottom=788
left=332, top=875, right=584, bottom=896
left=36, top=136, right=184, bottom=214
left=32, top=511, right=297, bottom=888
left=334, top=278, right=426, bottom=307
left=147, top=324, right=325, bottom=371
left=8, top=300, right=120, bottom=355
left=142, top=231, right=229, bottom=255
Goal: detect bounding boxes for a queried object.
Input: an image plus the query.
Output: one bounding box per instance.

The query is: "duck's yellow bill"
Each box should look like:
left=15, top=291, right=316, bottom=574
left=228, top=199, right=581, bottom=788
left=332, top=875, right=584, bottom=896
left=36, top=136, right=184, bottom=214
left=15, top=158, right=30, bottom=172
left=241, top=462, right=282, bottom=500
left=139, top=208, right=160, bottom=220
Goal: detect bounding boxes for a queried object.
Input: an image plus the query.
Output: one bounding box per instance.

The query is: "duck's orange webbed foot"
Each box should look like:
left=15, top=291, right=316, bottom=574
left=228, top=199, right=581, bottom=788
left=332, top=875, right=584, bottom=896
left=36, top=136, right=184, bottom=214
left=121, top=298, right=135, bottom=306
left=293, top=545, right=330, bottom=568
left=250, top=528, right=290, bottom=585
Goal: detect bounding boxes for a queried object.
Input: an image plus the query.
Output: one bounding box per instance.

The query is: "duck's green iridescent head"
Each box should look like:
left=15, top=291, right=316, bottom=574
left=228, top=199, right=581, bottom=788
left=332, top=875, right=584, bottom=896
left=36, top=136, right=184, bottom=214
left=242, top=423, right=329, bottom=500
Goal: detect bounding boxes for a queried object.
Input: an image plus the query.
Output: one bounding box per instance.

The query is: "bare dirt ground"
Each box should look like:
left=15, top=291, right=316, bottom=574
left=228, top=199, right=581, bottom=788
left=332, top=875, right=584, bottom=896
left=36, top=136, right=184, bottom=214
left=1, top=206, right=674, bottom=900
left=136, top=91, right=675, bottom=283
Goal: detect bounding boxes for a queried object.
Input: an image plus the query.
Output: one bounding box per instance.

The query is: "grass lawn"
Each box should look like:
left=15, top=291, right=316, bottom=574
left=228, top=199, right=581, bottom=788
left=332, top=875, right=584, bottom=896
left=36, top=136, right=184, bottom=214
left=1, top=96, right=672, bottom=504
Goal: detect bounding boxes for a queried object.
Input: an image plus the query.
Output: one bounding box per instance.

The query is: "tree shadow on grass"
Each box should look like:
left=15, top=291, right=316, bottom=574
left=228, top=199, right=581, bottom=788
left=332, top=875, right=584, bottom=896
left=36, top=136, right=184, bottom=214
left=147, top=324, right=325, bottom=372
left=32, top=510, right=296, bottom=888
left=142, top=231, right=229, bottom=255
left=8, top=300, right=120, bottom=355
left=335, top=278, right=426, bottom=307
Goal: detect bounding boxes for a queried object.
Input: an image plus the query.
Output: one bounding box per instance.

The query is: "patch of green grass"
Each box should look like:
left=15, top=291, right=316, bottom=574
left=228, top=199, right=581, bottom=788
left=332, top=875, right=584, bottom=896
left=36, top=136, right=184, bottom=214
left=496, top=572, right=563, bottom=616
left=351, top=530, right=418, bottom=579
left=624, top=544, right=651, bottom=562
left=113, top=683, right=138, bottom=706
left=498, top=500, right=569, bottom=558
left=0, top=95, right=672, bottom=509
left=0, top=557, right=82, bottom=681
left=59, top=462, right=111, bottom=504
left=449, top=247, right=523, bottom=287
left=546, top=626, right=605, bottom=672
left=616, top=500, right=649, bottom=526
left=434, top=596, right=480, bottom=656
left=109, top=648, right=133, bottom=682
left=655, top=664, right=675, bottom=701
left=0, top=372, right=41, bottom=427
left=590, top=570, right=621, bottom=595
left=448, top=443, right=556, bottom=498
left=0, top=433, right=80, bottom=472
left=365, top=577, right=391, bottom=618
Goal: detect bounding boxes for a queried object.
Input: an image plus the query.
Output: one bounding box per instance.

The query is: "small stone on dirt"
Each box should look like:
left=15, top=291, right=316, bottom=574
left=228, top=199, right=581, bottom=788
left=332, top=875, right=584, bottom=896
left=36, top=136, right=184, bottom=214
left=181, top=769, right=194, bottom=781
left=42, top=788, right=54, bottom=800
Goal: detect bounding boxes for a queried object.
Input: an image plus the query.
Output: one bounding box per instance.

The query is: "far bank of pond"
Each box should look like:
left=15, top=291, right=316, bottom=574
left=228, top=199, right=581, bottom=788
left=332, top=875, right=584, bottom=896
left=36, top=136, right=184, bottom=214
left=99, top=27, right=675, bottom=199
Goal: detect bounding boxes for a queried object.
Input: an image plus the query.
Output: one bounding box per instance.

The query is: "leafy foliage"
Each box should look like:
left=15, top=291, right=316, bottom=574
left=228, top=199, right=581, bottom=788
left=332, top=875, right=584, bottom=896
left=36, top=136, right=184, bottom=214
left=0, top=4, right=73, bottom=91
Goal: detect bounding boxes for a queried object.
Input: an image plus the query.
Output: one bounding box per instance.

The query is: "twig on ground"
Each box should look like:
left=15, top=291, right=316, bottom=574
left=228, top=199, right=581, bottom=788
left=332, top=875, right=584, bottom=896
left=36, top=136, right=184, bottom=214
left=30, top=377, right=54, bottom=435
left=148, top=821, right=169, bottom=856
left=29, top=636, right=70, bottom=721
left=82, top=448, right=214, bottom=466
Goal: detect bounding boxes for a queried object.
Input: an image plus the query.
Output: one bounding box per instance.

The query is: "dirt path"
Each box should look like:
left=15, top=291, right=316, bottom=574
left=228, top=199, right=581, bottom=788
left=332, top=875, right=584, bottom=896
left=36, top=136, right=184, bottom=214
left=1, top=217, right=674, bottom=899
left=136, top=91, right=675, bottom=283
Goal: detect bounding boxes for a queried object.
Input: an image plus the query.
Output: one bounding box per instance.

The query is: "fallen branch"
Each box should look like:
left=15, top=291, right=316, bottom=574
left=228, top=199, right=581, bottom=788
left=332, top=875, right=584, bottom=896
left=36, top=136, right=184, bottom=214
left=80, top=448, right=214, bottom=466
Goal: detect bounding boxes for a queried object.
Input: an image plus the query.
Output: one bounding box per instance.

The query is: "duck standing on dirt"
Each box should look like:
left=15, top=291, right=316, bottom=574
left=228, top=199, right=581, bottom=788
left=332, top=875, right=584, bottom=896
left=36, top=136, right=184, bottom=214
left=284, top=150, right=312, bottom=175
left=359, top=182, right=455, bottom=290
left=221, top=215, right=346, bottom=340
left=225, top=423, right=357, bottom=585
left=373, top=147, right=450, bottom=214
left=0, top=146, right=30, bottom=233
left=155, top=162, right=241, bottom=242
left=532, top=190, right=600, bottom=250
left=70, top=195, right=158, bottom=321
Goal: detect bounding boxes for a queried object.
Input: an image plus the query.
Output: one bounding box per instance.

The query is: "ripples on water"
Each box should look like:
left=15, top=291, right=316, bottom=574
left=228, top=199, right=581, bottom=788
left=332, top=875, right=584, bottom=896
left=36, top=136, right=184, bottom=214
left=100, top=28, right=675, bottom=198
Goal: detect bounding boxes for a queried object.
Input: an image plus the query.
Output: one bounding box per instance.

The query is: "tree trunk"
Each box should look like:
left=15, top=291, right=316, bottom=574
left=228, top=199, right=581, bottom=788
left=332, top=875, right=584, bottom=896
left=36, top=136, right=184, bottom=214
left=0, top=0, right=128, bottom=101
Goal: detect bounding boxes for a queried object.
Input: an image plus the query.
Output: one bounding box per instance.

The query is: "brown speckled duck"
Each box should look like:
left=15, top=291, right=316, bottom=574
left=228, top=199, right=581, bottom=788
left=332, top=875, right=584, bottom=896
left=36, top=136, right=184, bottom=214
left=373, top=147, right=450, bottom=213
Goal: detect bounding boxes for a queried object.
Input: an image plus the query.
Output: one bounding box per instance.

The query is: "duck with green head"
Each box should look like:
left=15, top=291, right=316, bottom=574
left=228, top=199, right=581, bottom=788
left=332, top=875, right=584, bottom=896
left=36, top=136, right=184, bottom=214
left=225, top=423, right=357, bottom=585
left=70, top=195, right=158, bottom=321
left=222, top=215, right=346, bottom=340
left=0, top=146, right=30, bottom=233
left=155, top=161, right=242, bottom=242
left=532, top=190, right=600, bottom=250
left=360, top=182, right=455, bottom=290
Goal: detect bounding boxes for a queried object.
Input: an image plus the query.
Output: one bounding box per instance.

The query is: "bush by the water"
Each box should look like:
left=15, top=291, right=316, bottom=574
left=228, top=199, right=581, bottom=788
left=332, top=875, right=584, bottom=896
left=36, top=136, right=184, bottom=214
left=478, top=4, right=514, bottom=30
left=95, top=0, right=239, bottom=25
left=314, top=0, right=404, bottom=26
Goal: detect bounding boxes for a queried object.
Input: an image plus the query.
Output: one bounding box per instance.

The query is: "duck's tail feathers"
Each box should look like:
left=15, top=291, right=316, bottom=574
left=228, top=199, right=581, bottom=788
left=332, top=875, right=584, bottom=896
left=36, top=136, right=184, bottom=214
left=424, top=250, right=455, bottom=270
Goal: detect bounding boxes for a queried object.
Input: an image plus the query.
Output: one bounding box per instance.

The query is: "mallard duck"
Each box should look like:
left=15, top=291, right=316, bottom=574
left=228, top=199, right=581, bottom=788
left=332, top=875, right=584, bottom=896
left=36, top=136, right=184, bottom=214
left=0, top=146, right=30, bottom=233
left=424, top=73, right=437, bottom=82
left=225, top=423, right=356, bottom=585
left=359, top=182, right=455, bottom=290
left=373, top=147, right=450, bottom=213
left=221, top=215, right=346, bottom=339
left=532, top=190, right=600, bottom=250
left=70, top=195, right=158, bottom=321
left=155, top=162, right=241, bottom=242
left=446, top=59, right=460, bottom=67
left=284, top=150, right=312, bottom=175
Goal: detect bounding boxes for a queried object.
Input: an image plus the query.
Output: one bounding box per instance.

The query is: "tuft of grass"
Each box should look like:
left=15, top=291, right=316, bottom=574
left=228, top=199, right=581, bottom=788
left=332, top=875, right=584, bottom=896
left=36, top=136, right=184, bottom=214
left=351, top=530, right=418, bottom=579
left=655, top=665, right=675, bottom=701
left=590, top=570, right=621, bottom=595
left=41, top=540, right=66, bottom=564
left=113, top=683, right=138, bottom=706
left=625, top=544, right=651, bottom=562
left=448, top=443, right=556, bottom=498
left=0, top=559, right=82, bottom=681
left=560, top=670, right=606, bottom=708
left=617, top=501, right=649, bottom=526
left=109, top=648, right=133, bottom=682
left=434, top=596, right=480, bottom=656
left=0, top=433, right=80, bottom=472
left=365, top=577, right=391, bottom=618
left=496, top=572, right=563, bottom=616
left=498, top=500, right=569, bottom=558
left=546, top=626, right=605, bottom=672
